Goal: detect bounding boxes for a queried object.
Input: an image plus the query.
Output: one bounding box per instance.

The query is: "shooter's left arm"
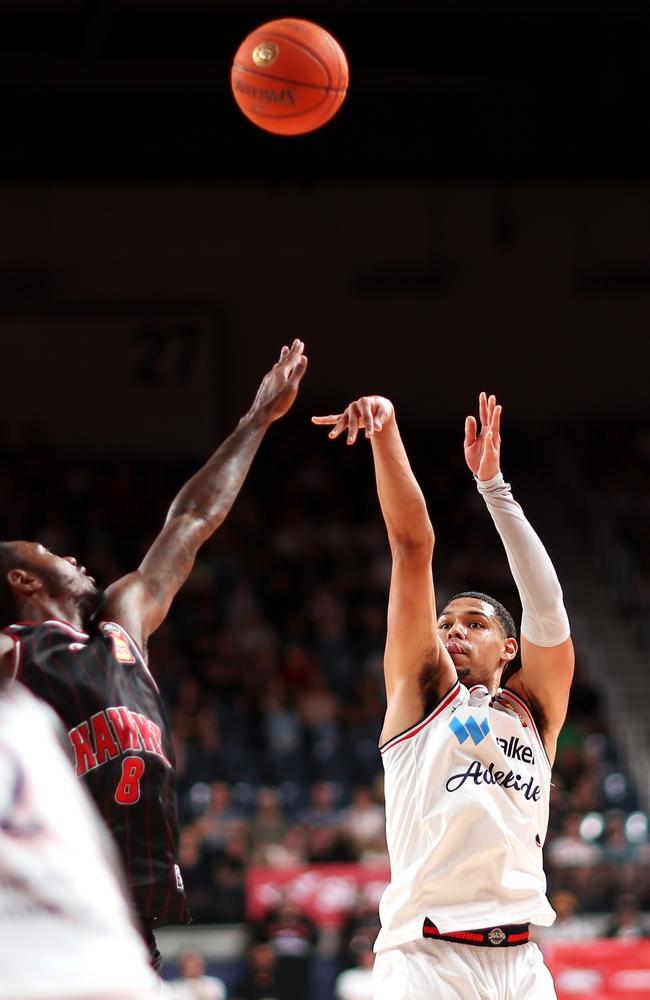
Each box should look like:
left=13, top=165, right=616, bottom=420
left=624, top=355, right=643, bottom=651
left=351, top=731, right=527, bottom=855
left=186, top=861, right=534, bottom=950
left=478, top=473, right=574, bottom=734
left=465, top=393, right=574, bottom=738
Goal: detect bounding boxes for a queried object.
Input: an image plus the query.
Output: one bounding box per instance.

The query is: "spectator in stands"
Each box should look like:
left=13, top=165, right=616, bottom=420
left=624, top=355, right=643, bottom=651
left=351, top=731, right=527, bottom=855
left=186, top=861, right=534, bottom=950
left=208, top=827, right=248, bottom=923
left=177, top=825, right=219, bottom=923
left=165, top=949, right=227, bottom=999
left=263, top=824, right=310, bottom=869
left=546, top=812, right=602, bottom=868
left=231, top=942, right=286, bottom=1000
left=339, top=886, right=382, bottom=964
left=298, top=781, right=342, bottom=831
left=249, top=787, right=290, bottom=864
left=533, top=891, right=596, bottom=942
left=605, top=895, right=650, bottom=939
left=306, top=823, right=355, bottom=864
left=340, top=786, right=385, bottom=856
left=602, top=811, right=637, bottom=865
left=334, top=945, right=374, bottom=1000
left=197, top=781, right=245, bottom=851
left=253, top=896, right=318, bottom=1000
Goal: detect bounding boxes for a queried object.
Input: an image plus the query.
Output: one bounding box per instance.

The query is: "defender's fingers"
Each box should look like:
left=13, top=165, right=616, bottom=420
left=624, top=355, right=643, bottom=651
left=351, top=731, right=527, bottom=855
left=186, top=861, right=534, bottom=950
left=287, top=338, right=304, bottom=358
left=288, top=355, right=308, bottom=382
left=276, top=345, right=289, bottom=365
left=492, top=403, right=502, bottom=437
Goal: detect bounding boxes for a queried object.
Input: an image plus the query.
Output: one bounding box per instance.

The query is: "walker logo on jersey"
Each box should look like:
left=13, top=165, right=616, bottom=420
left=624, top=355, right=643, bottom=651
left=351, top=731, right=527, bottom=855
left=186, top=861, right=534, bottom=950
left=102, top=623, right=136, bottom=664
left=69, top=706, right=170, bottom=776
left=495, top=735, right=535, bottom=765
left=449, top=714, right=490, bottom=745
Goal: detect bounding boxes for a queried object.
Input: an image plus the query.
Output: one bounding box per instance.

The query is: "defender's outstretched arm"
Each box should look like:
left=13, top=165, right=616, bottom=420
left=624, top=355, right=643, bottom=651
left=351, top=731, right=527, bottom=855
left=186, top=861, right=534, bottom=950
left=105, top=341, right=308, bottom=648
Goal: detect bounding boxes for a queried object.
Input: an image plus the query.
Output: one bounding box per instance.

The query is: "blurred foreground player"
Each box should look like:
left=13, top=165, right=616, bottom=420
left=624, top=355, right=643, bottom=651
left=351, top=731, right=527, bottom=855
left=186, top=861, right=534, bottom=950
left=313, top=392, right=574, bottom=999
left=0, top=340, right=308, bottom=967
left=0, top=680, right=159, bottom=1000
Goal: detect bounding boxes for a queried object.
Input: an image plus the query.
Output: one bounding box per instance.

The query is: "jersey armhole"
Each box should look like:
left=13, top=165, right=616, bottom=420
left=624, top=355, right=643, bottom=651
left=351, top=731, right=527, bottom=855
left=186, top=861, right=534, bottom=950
left=1, top=632, right=23, bottom=683
left=379, top=680, right=461, bottom=755
left=500, top=685, right=552, bottom=770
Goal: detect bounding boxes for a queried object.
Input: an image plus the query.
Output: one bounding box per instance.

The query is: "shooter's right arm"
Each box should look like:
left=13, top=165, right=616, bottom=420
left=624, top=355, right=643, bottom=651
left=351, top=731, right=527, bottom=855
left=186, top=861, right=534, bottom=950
left=313, top=396, right=456, bottom=742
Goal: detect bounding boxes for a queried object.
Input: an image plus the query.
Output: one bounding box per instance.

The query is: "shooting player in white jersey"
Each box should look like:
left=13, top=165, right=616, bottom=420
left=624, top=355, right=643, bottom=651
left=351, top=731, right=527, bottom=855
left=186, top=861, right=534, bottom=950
left=313, top=392, right=574, bottom=1000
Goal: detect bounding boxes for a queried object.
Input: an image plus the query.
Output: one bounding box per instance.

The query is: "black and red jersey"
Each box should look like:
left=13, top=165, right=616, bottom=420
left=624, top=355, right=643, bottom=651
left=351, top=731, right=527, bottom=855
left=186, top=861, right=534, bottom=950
left=4, top=617, right=188, bottom=926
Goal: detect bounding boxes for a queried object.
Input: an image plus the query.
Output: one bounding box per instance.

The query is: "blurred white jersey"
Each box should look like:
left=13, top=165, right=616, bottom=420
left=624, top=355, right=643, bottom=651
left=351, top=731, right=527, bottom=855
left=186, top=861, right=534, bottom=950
left=375, top=681, right=555, bottom=953
left=0, top=683, right=159, bottom=999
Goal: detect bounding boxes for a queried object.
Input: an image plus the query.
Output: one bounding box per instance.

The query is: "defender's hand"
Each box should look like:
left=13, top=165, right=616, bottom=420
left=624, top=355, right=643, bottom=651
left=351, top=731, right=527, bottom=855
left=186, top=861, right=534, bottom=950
left=464, top=391, right=502, bottom=481
left=250, top=340, right=308, bottom=424
left=312, top=395, right=394, bottom=445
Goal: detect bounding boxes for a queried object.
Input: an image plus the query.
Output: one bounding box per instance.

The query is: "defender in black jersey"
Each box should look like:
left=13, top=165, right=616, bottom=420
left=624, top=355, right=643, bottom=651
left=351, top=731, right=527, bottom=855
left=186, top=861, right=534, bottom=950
left=0, top=340, right=308, bottom=967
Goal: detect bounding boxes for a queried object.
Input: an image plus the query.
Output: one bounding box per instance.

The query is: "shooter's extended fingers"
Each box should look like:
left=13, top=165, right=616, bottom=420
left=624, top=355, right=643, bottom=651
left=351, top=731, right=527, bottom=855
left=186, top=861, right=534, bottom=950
left=491, top=403, right=502, bottom=440
left=479, top=391, right=489, bottom=431
left=311, top=410, right=349, bottom=439
left=360, top=397, right=375, bottom=437
left=464, top=415, right=478, bottom=448
left=329, top=415, right=349, bottom=439
left=311, top=414, right=344, bottom=425
left=347, top=405, right=360, bottom=444
left=483, top=426, right=500, bottom=467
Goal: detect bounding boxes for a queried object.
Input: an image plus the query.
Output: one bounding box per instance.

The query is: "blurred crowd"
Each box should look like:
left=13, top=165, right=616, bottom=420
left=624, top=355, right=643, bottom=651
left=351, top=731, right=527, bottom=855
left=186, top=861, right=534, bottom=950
left=563, top=424, right=650, bottom=637
left=2, top=418, right=649, bottom=998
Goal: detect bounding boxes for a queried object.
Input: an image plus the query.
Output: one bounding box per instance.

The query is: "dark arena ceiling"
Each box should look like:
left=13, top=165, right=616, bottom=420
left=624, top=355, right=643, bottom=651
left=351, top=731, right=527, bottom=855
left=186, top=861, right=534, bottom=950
left=1, top=0, right=649, bottom=182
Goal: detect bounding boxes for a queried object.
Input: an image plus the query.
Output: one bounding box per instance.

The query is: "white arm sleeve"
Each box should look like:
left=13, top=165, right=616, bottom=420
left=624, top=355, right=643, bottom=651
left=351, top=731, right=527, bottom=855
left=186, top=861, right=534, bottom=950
left=476, top=472, right=570, bottom=647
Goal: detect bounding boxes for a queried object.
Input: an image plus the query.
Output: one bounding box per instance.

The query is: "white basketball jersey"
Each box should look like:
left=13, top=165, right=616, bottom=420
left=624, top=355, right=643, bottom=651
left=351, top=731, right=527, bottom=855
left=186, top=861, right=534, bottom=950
left=0, top=683, right=159, bottom=999
left=375, top=681, right=556, bottom=953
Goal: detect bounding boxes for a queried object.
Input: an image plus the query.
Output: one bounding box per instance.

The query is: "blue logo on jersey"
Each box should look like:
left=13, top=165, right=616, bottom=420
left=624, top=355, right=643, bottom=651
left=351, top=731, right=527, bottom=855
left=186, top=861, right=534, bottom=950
left=449, top=714, right=490, bottom=745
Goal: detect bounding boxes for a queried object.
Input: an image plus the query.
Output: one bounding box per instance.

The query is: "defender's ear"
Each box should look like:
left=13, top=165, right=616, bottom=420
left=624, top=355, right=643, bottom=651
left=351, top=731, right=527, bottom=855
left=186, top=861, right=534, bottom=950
left=7, top=568, right=40, bottom=597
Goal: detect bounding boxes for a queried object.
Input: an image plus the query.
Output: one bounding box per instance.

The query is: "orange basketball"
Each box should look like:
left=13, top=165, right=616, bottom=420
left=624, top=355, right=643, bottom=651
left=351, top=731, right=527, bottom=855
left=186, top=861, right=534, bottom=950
left=231, top=18, right=348, bottom=136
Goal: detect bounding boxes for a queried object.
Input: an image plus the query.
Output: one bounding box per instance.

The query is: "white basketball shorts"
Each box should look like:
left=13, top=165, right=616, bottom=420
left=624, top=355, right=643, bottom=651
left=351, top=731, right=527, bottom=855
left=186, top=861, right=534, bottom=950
left=373, top=938, right=557, bottom=1000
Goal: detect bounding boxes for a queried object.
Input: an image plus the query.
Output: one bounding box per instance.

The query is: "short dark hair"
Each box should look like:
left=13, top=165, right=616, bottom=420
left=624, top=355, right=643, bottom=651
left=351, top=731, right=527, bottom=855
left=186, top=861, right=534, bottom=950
left=449, top=590, right=517, bottom=640
left=0, top=541, right=26, bottom=627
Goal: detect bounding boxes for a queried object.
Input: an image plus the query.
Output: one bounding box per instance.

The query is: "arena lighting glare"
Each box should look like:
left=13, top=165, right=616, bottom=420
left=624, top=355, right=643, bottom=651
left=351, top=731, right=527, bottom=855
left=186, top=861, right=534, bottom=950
left=625, top=811, right=648, bottom=844
left=579, top=812, right=604, bottom=841
left=603, top=771, right=627, bottom=804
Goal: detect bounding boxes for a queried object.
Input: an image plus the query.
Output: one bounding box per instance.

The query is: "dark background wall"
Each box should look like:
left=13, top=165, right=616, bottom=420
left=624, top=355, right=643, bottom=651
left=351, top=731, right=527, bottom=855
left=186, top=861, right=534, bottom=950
left=1, top=1, right=649, bottom=456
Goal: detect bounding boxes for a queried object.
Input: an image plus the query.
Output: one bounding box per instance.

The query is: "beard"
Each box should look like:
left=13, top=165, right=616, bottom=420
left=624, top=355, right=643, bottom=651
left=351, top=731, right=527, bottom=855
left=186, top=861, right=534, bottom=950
left=79, top=584, right=105, bottom=626
left=36, top=563, right=104, bottom=627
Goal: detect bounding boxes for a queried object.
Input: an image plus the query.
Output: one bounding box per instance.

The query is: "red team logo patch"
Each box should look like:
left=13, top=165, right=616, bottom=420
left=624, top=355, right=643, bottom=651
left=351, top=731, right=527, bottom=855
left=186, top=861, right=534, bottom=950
left=102, top=623, right=136, bottom=664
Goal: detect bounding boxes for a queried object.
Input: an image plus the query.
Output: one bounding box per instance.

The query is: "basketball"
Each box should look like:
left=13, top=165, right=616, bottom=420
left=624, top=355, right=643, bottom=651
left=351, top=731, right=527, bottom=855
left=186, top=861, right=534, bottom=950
left=231, top=18, right=348, bottom=136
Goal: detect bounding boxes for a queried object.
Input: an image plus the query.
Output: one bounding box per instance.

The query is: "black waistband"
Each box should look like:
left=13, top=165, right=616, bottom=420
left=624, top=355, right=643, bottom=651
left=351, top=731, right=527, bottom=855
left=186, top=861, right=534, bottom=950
left=423, top=918, right=530, bottom=948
